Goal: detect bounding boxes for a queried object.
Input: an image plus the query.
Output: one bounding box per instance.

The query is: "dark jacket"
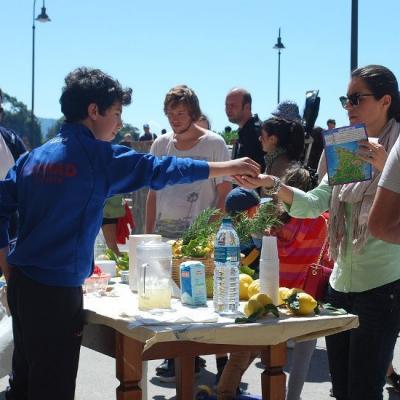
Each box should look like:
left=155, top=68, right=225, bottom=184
left=0, top=123, right=209, bottom=287
left=0, top=125, right=26, bottom=162
left=232, top=114, right=265, bottom=171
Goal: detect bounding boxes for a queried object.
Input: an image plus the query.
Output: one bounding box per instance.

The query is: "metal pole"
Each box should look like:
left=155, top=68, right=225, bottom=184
left=31, top=0, right=37, bottom=147
left=351, top=0, right=358, bottom=72
left=277, top=49, right=281, bottom=104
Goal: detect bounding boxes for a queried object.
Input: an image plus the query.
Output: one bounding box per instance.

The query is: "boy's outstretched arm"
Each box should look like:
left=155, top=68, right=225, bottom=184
left=208, top=157, right=260, bottom=179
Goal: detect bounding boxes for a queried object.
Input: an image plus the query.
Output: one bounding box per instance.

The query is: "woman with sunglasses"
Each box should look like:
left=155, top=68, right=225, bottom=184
left=236, top=64, right=400, bottom=400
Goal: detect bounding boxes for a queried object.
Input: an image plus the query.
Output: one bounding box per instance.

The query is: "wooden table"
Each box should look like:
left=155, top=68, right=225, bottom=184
left=82, top=286, right=359, bottom=399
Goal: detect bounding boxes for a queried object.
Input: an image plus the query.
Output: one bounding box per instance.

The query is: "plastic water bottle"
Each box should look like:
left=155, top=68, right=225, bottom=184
left=213, top=217, right=240, bottom=315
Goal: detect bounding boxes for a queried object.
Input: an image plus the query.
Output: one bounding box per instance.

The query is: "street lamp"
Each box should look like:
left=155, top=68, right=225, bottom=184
left=31, top=0, right=51, bottom=147
left=351, top=0, right=358, bottom=72
left=273, top=28, right=285, bottom=104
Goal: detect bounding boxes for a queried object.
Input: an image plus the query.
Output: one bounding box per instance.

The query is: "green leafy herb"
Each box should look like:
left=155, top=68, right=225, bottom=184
left=182, top=208, right=221, bottom=246
left=248, top=202, right=282, bottom=235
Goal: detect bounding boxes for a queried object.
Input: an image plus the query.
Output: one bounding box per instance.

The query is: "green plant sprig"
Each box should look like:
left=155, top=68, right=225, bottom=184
left=181, top=208, right=222, bottom=246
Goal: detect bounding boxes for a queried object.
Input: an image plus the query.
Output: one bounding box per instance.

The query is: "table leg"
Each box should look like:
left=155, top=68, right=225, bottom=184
left=260, top=343, right=286, bottom=400
left=175, top=354, right=195, bottom=400
left=115, top=332, right=144, bottom=400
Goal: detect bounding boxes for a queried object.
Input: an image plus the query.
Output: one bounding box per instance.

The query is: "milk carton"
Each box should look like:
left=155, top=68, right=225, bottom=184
left=179, top=261, right=207, bottom=306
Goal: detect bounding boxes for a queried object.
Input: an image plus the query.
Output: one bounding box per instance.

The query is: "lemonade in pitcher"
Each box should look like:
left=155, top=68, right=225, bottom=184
left=136, top=241, right=173, bottom=311
left=138, top=284, right=171, bottom=310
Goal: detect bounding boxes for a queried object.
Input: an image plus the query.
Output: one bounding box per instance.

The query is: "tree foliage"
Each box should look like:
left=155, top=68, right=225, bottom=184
left=112, top=123, right=140, bottom=144
left=1, top=92, right=42, bottom=149
left=46, top=118, right=64, bottom=141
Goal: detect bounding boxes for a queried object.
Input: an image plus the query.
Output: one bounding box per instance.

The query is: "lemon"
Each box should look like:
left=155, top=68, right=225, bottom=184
left=289, top=292, right=318, bottom=315
left=247, top=279, right=261, bottom=298
left=96, top=254, right=110, bottom=261
left=239, top=273, right=253, bottom=300
left=250, top=293, right=273, bottom=307
left=244, top=298, right=264, bottom=317
left=278, top=287, right=290, bottom=303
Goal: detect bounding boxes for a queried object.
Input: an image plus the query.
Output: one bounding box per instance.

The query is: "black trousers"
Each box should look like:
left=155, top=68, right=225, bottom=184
left=6, top=267, right=83, bottom=400
left=326, top=281, right=400, bottom=400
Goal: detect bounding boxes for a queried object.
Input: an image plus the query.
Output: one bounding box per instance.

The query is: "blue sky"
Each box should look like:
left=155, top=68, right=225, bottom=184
left=1, top=0, right=399, bottom=135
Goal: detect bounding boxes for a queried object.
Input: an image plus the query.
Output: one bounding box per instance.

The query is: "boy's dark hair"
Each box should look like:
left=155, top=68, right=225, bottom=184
left=60, top=67, right=132, bottom=123
left=327, top=119, right=336, bottom=125
left=163, top=85, right=201, bottom=121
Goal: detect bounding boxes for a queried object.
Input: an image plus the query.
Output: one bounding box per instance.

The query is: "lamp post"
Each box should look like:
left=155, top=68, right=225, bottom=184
left=31, top=0, right=51, bottom=147
left=351, top=0, right=358, bottom=72
left=273, top=28, right=285, bottom=104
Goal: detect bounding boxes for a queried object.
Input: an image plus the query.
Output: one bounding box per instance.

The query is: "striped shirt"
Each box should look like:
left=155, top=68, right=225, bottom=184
left=278, top=215, right=328, bottom=289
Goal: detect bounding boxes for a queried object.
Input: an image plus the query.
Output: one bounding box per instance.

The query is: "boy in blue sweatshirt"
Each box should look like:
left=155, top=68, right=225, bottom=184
left=0, top=67, right=259, bottom=400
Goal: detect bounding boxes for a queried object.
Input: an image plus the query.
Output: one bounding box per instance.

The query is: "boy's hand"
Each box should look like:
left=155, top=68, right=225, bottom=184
left=208, top=158, right=260, bottom=179
left=228, top=157, right=260, bottom=177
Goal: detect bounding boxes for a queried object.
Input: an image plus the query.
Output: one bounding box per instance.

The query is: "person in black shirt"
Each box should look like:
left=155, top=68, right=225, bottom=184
left=225, top=88, right=265, bottom=171
left=139, top=123, right=157, bottom=141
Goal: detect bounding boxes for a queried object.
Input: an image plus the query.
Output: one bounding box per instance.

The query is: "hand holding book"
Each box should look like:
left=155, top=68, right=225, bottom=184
left=323, top=124, right=372, bottom=185
left=357, top=139, right=388, bottom=172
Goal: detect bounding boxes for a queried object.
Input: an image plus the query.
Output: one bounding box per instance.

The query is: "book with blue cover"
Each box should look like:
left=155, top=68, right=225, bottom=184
left=323, top=124, right=372, bottom=185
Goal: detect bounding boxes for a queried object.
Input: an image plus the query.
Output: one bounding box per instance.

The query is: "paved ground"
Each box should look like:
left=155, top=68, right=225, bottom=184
left=1, top=337, right=400, bottom=399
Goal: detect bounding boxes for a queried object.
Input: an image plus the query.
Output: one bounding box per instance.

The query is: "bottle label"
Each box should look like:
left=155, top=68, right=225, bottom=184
left=214, top=246, right=240, bottom=263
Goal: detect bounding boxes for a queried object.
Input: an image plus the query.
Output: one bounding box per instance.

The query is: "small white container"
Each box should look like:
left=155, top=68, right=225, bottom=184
left=120, top=271, right=130, bottom=284
left=95, top=260, right=117, bottom=277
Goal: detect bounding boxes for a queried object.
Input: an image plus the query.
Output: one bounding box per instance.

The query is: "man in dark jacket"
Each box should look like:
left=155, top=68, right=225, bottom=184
left=225, top=88, right=265, bottom=171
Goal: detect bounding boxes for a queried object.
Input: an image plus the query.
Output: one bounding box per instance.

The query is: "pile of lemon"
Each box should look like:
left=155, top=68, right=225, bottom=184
left=239, top=273, right=318, bottom=320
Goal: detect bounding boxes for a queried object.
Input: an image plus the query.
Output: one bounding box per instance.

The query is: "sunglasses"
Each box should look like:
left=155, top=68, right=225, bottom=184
left=339, top=93, right=375, bottom=108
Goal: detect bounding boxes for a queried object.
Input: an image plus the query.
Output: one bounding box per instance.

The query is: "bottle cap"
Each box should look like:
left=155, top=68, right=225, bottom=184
left=260, top=236, right=279, bottom=261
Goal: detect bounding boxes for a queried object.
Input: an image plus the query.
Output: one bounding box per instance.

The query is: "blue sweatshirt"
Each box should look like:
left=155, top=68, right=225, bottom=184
left=0, top=123, right=209, bottom=286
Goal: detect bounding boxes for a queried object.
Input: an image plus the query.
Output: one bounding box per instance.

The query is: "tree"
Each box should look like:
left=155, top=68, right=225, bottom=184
left=113, top=123, right=140, bottom=144
left=2, top=92, right=42, bottom=149
left=46, top=118, right=64, bottom=141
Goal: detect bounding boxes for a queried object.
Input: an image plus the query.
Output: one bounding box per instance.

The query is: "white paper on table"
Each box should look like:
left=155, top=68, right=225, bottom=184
left=125, top=300, right=219, bottom=328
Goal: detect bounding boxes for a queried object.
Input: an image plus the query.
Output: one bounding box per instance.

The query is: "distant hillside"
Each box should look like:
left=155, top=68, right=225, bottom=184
left=38, top=117, right=58, bottom=140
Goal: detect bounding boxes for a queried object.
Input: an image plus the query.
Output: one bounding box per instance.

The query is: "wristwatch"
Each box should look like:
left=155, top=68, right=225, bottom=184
left=262, top=176, right=281, bottom=196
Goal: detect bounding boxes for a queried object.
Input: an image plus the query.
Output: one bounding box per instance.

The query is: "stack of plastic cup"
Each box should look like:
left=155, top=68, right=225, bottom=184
left=259, top=236, right=280, bottom=306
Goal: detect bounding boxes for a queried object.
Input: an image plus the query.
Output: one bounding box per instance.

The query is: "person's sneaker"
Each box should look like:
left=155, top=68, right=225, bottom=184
left=386, top=372, right=400, bottom=392
left=156, top=358, right=202, bottom=383
left=155, top=359, right=169, bottom=373
left=156, top=364, right=176, bottom=383
left=197, top=356, right=207, bottom=368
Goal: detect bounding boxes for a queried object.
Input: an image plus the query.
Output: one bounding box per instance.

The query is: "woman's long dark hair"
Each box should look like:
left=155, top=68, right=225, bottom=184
left=352, top=65, right=400, bottom=122
left=262, top=118, right=305, bottom=161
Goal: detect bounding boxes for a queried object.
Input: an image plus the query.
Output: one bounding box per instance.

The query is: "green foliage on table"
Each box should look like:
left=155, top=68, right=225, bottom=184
left=105, top=249, right=129, bottom=271
left=232, top=202, right=282, bottom=245
left=181, top=208, right=221, bottom=246
left=248, top=202, right=282, bottom=235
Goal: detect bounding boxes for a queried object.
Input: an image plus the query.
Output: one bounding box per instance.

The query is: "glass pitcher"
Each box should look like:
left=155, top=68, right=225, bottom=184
left=136, top=241, right=172, bottom=311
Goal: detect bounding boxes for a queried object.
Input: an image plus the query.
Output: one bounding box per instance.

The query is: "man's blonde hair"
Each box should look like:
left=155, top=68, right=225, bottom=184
left=164, top=85, right=201, bottom=121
